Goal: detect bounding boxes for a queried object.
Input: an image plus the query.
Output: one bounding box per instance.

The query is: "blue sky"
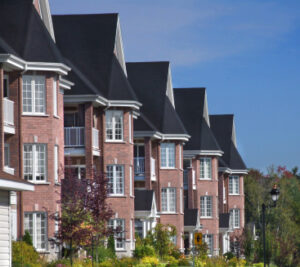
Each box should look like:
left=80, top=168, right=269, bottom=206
left=50, top=0, right=300, bottom=172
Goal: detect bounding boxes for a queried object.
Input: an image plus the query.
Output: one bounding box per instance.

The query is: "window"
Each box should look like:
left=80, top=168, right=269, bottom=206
left=23, top=144, right=47, bottom=183
left=65, top=165, right=86, bottom=180
left=23, top=75, right=46, bottom=114
left=229, top=176, right=240, bottom=195
left=160, top=143, right=175, bottom=168
left=105, top=110, right=123, bottom=141
left=129, top=166, right=133, bottom=196
left=179, top=145, right=182, bottom=169
left=161, top=188, right=176, bottom=213
left=3, top=74, right=9, bottom=97
left=203, top=234, right=213, bottom=255
left=107, top=165, right=124, bottom=195
left=200, top=196, right=212, bottom=217
left=135, top=219, right=143, bottom=239
left=230, top=209, right=240, bottom=229
left=108, top=219, right=125, bottom=249
left=200, top=158, right=212, bottom=179
left=129, top=112, right=132, bottom=142
left=24, top=212, right=47, bottom=251
left=53, top=77, right=58, bottom=116
left=54, top=145, right=58, bottom=183
left=4, top=143, right=9, bottom=167
left=180, top=188, right=183, bottom=213
left=170, top=235, right=177, bottom=246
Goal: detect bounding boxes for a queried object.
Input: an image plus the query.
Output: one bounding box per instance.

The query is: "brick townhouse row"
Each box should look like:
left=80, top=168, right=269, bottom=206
left=0, top=0, right=247, bottom=263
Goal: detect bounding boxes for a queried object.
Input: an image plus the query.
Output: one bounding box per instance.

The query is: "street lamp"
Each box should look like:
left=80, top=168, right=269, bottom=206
left=262, top=185, right=280, bottom=267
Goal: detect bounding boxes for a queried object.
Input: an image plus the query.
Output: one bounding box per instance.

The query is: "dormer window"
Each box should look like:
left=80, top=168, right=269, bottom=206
left=22, top=76, right=46, bottom=115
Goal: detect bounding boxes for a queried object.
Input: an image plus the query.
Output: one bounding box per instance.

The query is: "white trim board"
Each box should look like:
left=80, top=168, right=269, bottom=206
left=0, top=178, right=34, bottom=191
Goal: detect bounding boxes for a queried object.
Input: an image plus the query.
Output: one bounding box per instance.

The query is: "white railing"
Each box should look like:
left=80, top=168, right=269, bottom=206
left=3, top=98, right=14, bottom=126
left=151, top=157, right=156, bottom=180
left=134, top=157, right=145, bottom=175
left=92, top=128, right=99, bottom=149
left=64, top=127, right=85, bottom=147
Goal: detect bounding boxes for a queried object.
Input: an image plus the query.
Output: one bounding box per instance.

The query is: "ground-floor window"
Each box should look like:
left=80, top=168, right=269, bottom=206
left=108, top=219, right=125, bottom=250
left=135, top=219, right=143, bottom=239
left=24, top=212, right=47, bottom=250
left=203, top=234, right=213, bottom=256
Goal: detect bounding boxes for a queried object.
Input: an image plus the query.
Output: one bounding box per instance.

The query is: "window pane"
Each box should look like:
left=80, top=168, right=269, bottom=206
left=200, top=158, right=212, bottom=179
left=36, top=145, right=46, bottom=181
left=169, top=188, right=176, bottom=212
left=106, top=165, right=124, bottom=195
left=4, top=144, right=9, bottom=166
left=161, top=188, right=168, bottom=212
left=200, top=196, right=212, bottom=217
left=160, top=144, right=167, bottom=168
left=168, top=144, right=175, bottom=167
left=24, top=145, right=33, bottom=181
left=23, top=76, right=32, bottom=113
left=135, top=219, right=143, bottom=239
left=107, top=165, right=114, bottom=194
left=105, top=111, right=123, bottom=140
left=34, top=76, right=46, bottom=113
left=160, top=143, right=175, bottom=168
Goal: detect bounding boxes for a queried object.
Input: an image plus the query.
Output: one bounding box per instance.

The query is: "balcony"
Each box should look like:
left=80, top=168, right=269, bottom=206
left=134, top=157, right=145, bottom=181
left=64, top=127, right=85, bottom=156
left=3, top=98, right=15, bottom=134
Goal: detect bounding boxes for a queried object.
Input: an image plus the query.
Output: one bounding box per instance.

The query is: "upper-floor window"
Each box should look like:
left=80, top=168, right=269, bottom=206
left=200, top=158, right=212, bottom=180
left=23, top=144, right=47, bottom=183
left=24, top=212, right=47, bottom=251
left=108, top=219, right=125, bottom=249
left=105, top=110, right=123, bottom=141
left=200, top=196, right=212, bottom=218
left=3, top=74, right=9, bottom=97
left=160, top=143, right=175, bottom=168
left=229, top=176, right=240, bottom=195
left=53, top=77, right=58, bottom=116
left=230, top=209, right=240, bottom=228
left=23, top=75, right=46, bottom=115
left=161, top=187, right=176, bottom=213
left=65, top=165, right=86, bottom=180
left=4, top=143, right=9, bottom=167
left=107, top=165, right=124, bottom=195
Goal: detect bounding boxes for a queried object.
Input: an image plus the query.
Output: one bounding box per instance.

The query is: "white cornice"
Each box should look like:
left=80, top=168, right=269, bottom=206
left=59, top=77, right=74, bottom=90
left=218, top=167, right=248, bottom=175
left=134, top=131, right=190, bottom=141
left=0, top=178, right=34, bottom=191
left=0, top=54, right=70, bottom=75
left=184, top=150, right=224, bottom=157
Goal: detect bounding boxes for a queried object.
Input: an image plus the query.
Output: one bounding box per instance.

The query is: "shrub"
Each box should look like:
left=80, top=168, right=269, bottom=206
left=117, top=257, right=139, bottom=267
left=88, top=245, right=115, bottom=263
left=224, top=251, right=235, bottom=260
left=12, top=241, right=41, bottom=267
left=107, top=235, right=116, bottom=258
left=169, top=247, right=181, bottom=259
left=163, top=255, right=178, bottom=266
left=98, top=259, right=115, bottom=267
left=178, top=257, right=190, bottom=266
left=134, top=244, right=156, bottom=259
left=141, top=256, right=160, bottom=266
left=22, top=231, right=33, bottom=246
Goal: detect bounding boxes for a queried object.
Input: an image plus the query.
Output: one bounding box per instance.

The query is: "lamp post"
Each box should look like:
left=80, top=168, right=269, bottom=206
left=262, top=185, right=280, bottom=267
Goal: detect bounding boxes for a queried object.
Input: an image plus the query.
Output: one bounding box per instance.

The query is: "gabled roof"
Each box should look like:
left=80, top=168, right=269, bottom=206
left=0, top=0, right=64, bottom=63
left=126, top=62, right=188, bottom=138
left=184, top=209, right=199, bottom=226
left=134, top=190, right=154, bottom=211
left=52, top=14, right=139, bottom=103
left=209, top=115, right=247, bottom=171
left=174, top=88, right=222, bottom=154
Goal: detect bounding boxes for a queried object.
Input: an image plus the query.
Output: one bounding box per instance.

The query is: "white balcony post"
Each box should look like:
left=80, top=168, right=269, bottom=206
left=92, top=128, right=99, bottom=149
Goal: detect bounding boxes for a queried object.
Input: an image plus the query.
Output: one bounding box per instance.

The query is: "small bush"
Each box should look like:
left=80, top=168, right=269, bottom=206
left=169, top=247, right=182, bottom=260
left=178, top=257, right=190, bottom=266
left=134, top=244, right=156, bottom=259
left=88, top=245, right=115, bottom=263
left=22, top=231, right=33, bottom=246
left=12, top=241, right=41, bottom=267
left=141, top=256, right=160, bottom=266
left=163, top=255, right=178, bottom=267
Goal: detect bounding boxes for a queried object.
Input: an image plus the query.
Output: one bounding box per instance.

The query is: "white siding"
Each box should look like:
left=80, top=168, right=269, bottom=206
left=0, top=191, right=10, bottom=267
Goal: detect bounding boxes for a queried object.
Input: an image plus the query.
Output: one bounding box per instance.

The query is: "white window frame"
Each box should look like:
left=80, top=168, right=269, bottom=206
left=160, top=143, right=175, bottom=169
left=129, top=166, right=133, bottom=196
left=230, top=209, right=240, bottom=229
left=200, top=196, right=213, bottom=218
left=107, top=165, right=124, bottom=196
left=180, top=188, right=183, bottom=213
left=129, top=112, right=132, bottom=143
left=105, top=110, right=123, bottom=141
left=161, top=187, right=176, bottom=213
left=23, top=144, right=47, bottom=183
left=200, top=157, right=212, bottom=180
left=203, top=234, right=213, bottom=256
left=24, top=212, right=47, bottom=251
left=229, top=176, right=240, bottom=195
left=179, top=145, right=182, bottom=169
left=54, top=145, right=59, bottom=183
left=108, top=219, right=125, bottom=250
left=53, top=77, right=58, bottom=117
left=22, top=75, right=46, bottom=115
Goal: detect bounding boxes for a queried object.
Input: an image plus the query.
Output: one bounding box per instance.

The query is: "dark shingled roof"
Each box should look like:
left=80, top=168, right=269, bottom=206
left=0, top=0, right=64, bottom=63
left=126, top=62, right=188, bottom=135
left=134, top=190, right=154, bottom=211
left=219, top=213, right=230, bottom=228
left=209, top=115, right=247, bottom=170
left=174, top=88, right=221, bottom=151
left=52, top=14, right=138, bottom=102
left=184, top=209, right=198, bottom=226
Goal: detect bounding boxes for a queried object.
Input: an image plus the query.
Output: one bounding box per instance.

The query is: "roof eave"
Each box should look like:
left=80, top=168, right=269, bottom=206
left=0, top=178, right=34, bottom=191
left=183, top=150, right=224, bottom=158
left=134, top=131, right=190, bottom=141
